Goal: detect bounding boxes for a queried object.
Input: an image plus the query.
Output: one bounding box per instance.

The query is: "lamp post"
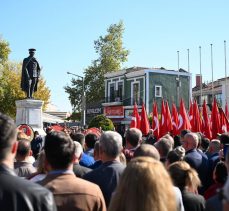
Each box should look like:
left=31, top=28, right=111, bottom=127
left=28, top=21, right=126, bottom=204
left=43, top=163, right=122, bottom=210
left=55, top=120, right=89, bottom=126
left=67, top=72, right=86, bottom=127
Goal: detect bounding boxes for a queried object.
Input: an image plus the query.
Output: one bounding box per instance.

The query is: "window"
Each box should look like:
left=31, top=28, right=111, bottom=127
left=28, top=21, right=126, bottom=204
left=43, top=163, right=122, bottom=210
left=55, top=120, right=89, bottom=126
left=155, top=85, right=162, bottom=97
left=109, top=83, right=115, bottom=102
left=117, top=82, right=123, bottom=101
left=215, top=93, right=222, bottom=106
left=131, top=82, right=140, bottom=104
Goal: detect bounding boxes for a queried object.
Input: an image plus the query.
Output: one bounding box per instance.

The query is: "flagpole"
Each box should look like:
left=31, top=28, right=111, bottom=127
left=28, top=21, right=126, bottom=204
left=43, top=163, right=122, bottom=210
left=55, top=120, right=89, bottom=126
left=177, top=51, right=180, bottom=106
left=177, top=50, right=180, bottom=70
left=187, top=49, right=190, bottom=72
left=211, top=44, right=214, bottom=101
left=225, top=40, right=227, bottom=104
left=199, top=46, right=202, bottom=105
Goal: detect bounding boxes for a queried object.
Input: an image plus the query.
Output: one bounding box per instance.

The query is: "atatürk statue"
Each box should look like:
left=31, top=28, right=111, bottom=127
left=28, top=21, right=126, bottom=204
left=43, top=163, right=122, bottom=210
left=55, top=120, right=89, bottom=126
left=21, top=48, right=41, bottom=99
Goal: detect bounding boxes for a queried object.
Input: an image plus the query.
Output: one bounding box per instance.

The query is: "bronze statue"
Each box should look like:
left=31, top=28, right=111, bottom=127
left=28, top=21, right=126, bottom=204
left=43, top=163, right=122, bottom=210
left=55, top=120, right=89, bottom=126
left=21, top=49, right=41, bottom=99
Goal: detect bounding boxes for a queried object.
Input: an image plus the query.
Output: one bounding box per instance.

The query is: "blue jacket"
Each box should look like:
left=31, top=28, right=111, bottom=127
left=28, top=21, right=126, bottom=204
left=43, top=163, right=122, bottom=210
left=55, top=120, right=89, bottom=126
left=79, top=152, right=95, bottom=167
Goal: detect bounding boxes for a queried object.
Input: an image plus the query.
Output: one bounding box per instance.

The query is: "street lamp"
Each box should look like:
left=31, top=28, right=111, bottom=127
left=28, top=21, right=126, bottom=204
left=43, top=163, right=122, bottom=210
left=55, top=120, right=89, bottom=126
left=67, top=71, right=86, bottom=127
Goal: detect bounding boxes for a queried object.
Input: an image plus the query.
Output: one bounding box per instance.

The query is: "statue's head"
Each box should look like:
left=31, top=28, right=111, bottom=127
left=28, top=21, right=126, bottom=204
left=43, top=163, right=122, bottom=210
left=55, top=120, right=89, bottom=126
left=28, top=48, right=36, bottom=57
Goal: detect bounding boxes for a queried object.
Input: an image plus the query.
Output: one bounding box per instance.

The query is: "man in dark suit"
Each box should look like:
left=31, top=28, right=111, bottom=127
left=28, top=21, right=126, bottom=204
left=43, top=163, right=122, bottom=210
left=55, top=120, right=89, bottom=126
left=183, top=132, right=209, bottom=194
left=208, top=139, right=221, bottom=185
left=123, top=128, right=142, bottom=162
left=39, top=131, right=106, bottom=211
left=0, top=112, right=56, bottom=211
left=21, top=48, right=41, bottom=98
left=84, top=131, right=125, bottom=207
left=72, top=141, right=91, bottom=178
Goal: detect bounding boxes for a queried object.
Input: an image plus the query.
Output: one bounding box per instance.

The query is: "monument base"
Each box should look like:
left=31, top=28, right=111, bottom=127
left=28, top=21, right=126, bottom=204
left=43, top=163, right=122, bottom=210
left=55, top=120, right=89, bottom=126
left=16, top=99, right=46, bottom=136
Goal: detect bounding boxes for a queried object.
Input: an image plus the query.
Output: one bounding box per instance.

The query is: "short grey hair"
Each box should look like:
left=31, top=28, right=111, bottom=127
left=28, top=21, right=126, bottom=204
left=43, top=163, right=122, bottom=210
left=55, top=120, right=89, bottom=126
left=210, top=139, right=221, bottom=152
left=155, top=138, right=173, bottom=157
left=74, top=141, right=83, bottom=158
left=99, top=131, right=123, bottom=158
left=125, top=128, right=142, bottom=147
left=184, top=132, right=199, bottom=148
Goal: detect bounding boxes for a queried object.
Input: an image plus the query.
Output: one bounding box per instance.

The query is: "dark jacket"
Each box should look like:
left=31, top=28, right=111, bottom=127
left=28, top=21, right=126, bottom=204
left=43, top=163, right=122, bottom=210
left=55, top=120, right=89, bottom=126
left=89, top=160, right=103, bottom=169
left=205, top=194, right=222, bottom=211
left=83, top=160, right=125, bottom=207
left=208, top=152, right=220, bottom=186
left=185, top=149, right=209, bottom=193
left=182, top=190, right=205, bottom=211
left=0, top=164, right=56, bottom=211
left=73, top=163, right=91, bottom=178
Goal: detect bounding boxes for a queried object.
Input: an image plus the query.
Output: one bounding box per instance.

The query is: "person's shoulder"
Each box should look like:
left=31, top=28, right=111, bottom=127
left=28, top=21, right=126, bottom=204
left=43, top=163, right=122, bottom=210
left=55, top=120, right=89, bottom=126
left=83, top=167, right=99, bottom=179
left=73, top=164, right=91, bottom=176
left=75, top=177, right=100, bottom=190
left=206, top=194, right=222, bottom=210
left=185, top=149, right=200, bottom=158
left=109, top=161, right=125, bottom=171
left=80, top=165, right=92, bottom=173
left=183, top=191, right=205, bottom=203
left=23, top=57, right=30, bottom=62
left=1, top=173, right=51, bottom=196
left=71, top=177, right=105, bottom=206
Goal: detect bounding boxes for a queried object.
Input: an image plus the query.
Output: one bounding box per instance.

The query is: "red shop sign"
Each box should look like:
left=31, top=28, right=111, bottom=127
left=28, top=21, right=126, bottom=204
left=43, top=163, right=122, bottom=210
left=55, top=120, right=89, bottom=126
left=104, top=106, right=124, bottom=117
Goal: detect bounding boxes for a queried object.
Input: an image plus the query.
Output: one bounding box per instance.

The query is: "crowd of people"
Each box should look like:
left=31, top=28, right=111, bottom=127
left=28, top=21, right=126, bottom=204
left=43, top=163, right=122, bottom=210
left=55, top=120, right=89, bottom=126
left=1, top=112, right=229, bottom=211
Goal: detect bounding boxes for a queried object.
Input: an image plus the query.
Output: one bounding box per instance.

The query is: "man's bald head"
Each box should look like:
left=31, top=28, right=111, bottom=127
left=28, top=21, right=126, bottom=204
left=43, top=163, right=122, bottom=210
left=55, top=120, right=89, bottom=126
left=183, top=133, right=199, bottom=151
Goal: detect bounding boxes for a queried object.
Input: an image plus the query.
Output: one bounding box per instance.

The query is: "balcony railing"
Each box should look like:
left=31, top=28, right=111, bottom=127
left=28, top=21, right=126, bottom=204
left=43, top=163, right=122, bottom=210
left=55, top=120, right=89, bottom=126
left=104, top=96, right=143, bottom=106
left=123, top=97, right=143, bottom=106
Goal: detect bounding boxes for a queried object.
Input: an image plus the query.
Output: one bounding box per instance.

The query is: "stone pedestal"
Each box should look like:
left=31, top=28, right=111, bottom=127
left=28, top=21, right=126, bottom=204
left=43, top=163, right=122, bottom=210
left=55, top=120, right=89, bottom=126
left=16, top=99, right=46, bottom=135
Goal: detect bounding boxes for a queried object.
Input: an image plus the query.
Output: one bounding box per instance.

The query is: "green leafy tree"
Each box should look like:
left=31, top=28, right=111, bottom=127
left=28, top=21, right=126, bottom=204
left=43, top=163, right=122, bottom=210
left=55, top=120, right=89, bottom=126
left=0, top=36, right=11, bottom=65
left=88, top=114, right=114, bottom=131
left=65, top=21, right=129, bottom=111
left=0, top=61, right=50, bottom=118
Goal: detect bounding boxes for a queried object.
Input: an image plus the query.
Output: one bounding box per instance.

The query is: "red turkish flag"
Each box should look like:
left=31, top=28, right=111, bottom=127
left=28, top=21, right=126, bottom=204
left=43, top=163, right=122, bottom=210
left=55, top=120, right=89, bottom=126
left=165, top=101, right=173, bottom=133
left=189, top=100, right=194, bottom=130
left=225, top=102, right=229, bottom=119
left=172, top=103, right=179, bottom=136
left=211, top=98, right=221, bottom=139
left=202, top=100, right=212, bottom=139
left=130, top=103, right=141, bottom=129
left=178, top=99, right=191, bottom=133
left=152, top=101, right=160, bottom=139
left=192, top=100, right=202, bottom=132
left=159, top=100, right=167, bottom=137
left=140, top=102, right=150, bottom=135
left=220, top=108, right=229, bottom=133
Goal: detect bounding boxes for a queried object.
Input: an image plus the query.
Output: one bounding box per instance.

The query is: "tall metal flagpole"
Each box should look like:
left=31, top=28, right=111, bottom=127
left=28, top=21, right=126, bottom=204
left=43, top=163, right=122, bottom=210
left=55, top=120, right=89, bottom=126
left=199, top=46, right=202, bottom=105
left=187, top=49, right=190, bottom=72
left=177, top=50, right=180, bottom=70
left=225, top=40, right=227, bottom=104
left=211, top=44, right=214, bottom=101
left=177, top=51, right=180, bottom=106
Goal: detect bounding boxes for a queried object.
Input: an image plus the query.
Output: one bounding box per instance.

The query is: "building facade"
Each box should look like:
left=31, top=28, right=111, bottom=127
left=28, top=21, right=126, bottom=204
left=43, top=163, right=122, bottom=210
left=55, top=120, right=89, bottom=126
left=192, top=74, right=229, bottom=109
left=103, top=67, right=192, bottom=131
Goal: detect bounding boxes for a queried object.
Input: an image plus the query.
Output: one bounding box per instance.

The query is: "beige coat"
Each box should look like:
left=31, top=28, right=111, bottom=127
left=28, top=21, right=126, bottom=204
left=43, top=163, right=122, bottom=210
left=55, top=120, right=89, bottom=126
left=39, top=173, right=106, bottom=211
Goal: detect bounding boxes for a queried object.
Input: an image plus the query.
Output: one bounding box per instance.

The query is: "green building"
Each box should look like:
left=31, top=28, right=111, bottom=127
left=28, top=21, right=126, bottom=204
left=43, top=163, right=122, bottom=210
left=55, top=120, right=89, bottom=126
left=102, top=66, right=191, bottom=132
